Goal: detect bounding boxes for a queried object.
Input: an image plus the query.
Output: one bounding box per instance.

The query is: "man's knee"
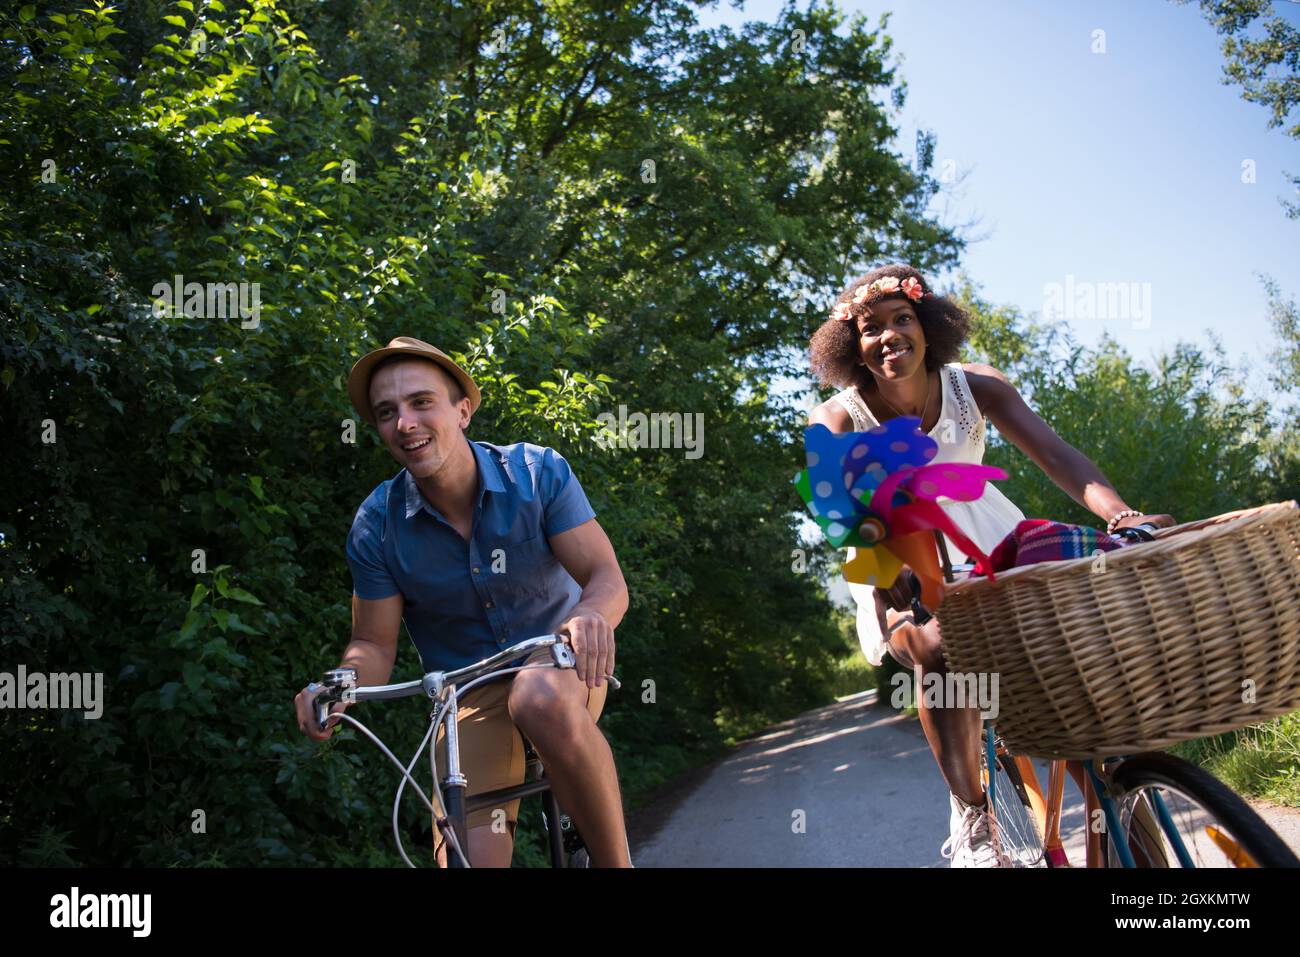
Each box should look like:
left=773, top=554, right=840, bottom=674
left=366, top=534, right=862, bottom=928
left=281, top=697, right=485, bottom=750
left=508, top=671, right=590, bottom=742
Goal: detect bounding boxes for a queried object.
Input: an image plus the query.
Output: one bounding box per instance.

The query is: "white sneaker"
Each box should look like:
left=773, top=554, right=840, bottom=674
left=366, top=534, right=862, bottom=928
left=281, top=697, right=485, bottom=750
left=941, top=791, right=1012, bottom=867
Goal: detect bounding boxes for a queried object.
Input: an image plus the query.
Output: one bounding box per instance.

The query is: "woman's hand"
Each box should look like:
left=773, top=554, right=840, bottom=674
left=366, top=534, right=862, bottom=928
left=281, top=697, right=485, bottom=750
left=880, top=569, right=921, bottom=613
left=1112, top=512, right=1177, bottom=531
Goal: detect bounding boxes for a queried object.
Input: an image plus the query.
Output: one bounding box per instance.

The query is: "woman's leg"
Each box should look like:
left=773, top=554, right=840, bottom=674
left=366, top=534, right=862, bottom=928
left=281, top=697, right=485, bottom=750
left=882, top=601, right=984, bottom=806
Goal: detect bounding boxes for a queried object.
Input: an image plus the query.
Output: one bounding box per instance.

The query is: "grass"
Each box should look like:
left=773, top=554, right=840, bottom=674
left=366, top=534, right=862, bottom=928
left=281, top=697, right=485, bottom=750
left=826, top=649, right=877, bottom=700
left=1168, top=711, right=1300, bottom=808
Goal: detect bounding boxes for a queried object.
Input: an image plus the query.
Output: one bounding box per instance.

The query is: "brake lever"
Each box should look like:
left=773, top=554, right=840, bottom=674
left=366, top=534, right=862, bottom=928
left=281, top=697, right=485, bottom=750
left=313, top=668, right=357, bottom=732
left=550, top=640, right=621, bottom=690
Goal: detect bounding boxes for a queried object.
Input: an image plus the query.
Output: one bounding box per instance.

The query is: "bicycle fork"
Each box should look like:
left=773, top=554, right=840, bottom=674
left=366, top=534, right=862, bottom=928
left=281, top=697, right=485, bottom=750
left=984, top=724, right=1068, bottom=867
left=434, top=690, right=470, bottom=868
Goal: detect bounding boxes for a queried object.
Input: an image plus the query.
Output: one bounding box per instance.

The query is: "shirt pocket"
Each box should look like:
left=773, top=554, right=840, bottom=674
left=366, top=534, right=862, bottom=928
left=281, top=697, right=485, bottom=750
left=483, top=532, right=556, bottom=601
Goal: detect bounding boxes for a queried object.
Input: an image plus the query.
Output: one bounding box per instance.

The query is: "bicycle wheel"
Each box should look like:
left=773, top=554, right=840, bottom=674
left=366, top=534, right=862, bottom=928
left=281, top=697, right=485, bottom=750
left=982, top=736, right=1047, bottom=867
left=1106, top=752, right=1299, bottom=868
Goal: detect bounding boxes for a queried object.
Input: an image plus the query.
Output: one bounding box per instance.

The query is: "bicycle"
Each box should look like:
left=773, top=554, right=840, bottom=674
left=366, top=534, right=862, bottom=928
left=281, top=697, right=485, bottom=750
left=905, top=526, right=1300, bottom=869
left=306, top=634, right=621, bottom=868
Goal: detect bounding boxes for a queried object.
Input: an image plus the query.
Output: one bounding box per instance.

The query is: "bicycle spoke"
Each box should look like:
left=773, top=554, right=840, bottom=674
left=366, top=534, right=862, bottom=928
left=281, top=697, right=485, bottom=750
left=986, top=743, right=1046, bottom=868
left=1119, top=785, right=1246, bottom=868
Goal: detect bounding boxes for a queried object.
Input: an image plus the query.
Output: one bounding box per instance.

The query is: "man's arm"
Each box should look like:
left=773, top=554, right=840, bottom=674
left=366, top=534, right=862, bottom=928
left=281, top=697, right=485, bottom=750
left=548, top=517, right=629, bottom=688
left=337, top=592, right=404, bottom=687
left=550, top=517, right=629, bottom=628
left=295, top=592, right=403, bottom=741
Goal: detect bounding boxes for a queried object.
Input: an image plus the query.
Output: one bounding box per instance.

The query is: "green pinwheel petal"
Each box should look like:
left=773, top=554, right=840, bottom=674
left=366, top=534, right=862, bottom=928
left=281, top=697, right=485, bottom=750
left=794, top=468, right=813, bottom=505
left=799, top=466, right=874, bottom=547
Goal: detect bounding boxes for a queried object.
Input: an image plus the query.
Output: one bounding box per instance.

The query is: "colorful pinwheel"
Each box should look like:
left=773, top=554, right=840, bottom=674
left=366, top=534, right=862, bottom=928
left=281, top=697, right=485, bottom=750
left=794, top=417, right=1007, bottom=608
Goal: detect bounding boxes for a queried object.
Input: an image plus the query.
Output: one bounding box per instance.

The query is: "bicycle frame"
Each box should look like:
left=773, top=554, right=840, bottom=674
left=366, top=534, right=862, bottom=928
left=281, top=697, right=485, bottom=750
left=434, top=669, right=578, bottom=869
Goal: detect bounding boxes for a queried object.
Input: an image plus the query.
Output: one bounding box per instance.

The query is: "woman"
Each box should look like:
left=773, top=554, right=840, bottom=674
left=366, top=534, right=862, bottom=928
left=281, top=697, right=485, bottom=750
left=808, top=263, right=1175, bottom=867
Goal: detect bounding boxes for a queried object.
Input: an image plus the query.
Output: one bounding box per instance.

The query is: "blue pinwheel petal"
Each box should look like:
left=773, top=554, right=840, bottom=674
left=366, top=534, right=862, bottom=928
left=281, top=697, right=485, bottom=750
left=801, top=419, right=939, bottom=544
left=803, top=426, right=870, bottom=524
left=843, top=416, right=936, bottom=486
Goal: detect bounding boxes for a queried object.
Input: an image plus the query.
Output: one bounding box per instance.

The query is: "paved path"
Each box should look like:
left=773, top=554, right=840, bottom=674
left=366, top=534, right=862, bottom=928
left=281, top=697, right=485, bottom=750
left=628, top=691, right=1299, bottom=867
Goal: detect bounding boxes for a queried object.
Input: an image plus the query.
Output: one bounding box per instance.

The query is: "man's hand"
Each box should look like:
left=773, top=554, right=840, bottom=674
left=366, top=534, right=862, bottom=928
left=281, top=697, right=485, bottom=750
left=294, top=684, right=349, bottom=742
left=557, top=611, right=615, bottom=689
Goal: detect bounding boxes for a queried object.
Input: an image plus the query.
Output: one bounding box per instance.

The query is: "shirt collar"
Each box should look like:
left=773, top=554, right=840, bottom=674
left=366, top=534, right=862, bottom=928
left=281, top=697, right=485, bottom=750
left=403, top=437, right=505, bottom=520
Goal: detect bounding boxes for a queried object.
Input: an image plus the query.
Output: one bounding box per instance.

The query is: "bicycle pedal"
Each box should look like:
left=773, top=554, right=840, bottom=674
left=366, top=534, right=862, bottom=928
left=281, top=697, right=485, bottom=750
left=561, top=816, right=587, bottom=854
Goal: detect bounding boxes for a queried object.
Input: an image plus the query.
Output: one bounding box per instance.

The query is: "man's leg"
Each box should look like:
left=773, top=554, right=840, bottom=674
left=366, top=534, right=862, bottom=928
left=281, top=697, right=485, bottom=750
left=433, top=678, right=527, bottom=868
left=507, top=666, right=631, bottom=867
left=436, top=823, right=514, bottom=868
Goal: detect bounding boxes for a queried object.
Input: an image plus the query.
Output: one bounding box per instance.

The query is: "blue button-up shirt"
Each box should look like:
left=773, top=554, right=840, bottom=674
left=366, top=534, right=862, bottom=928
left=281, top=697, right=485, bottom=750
left=345, top=438, right=596, bottom=673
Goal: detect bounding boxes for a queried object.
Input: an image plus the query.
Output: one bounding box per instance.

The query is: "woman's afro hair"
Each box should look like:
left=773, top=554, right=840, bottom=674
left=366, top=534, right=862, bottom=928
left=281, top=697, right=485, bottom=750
left=809, top=263, right=970, bottom=391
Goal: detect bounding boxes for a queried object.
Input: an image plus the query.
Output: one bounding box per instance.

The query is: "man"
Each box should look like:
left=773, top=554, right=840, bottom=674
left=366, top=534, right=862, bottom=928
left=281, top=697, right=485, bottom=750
left=293, top=336, right=631, bottom=867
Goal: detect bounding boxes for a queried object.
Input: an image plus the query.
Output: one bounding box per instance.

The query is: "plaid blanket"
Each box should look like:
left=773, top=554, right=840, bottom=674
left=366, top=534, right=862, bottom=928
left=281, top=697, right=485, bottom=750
left=969, top=519, right=1125, bottom=577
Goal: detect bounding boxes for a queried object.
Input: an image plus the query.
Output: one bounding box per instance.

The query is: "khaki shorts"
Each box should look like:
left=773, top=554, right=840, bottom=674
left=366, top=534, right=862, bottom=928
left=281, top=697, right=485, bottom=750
left=433, top=645, right=606, bottom=843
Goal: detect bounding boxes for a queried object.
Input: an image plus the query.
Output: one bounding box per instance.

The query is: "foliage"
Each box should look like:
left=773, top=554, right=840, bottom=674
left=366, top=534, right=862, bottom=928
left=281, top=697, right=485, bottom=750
left=1171, top=712, right=1300, bottom=807
left=0, top=0, right=949, bottom=865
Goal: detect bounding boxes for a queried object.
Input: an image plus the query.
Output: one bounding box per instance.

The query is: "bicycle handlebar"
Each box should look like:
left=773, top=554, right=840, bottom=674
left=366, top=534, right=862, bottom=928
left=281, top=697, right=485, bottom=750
left=310, top=634, right=620, bottom=733
left=904, top=522, right=1162, bottom=623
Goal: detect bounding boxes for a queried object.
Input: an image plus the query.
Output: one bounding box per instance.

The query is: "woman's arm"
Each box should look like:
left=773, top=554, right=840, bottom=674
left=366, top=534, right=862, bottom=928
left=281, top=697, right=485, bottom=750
left=962, top=363, right=1171, bottom=528
left=809, top=398, right=853, bottom=433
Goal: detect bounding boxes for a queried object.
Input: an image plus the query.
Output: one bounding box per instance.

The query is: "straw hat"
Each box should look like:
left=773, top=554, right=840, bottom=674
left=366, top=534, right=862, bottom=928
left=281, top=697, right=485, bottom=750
left=347, top=337, right=481, bottom=425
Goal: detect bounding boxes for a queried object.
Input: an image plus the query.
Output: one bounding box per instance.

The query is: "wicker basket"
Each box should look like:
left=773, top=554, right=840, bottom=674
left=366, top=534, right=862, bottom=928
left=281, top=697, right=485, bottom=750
left=935, top=501, right=1300, bottom=759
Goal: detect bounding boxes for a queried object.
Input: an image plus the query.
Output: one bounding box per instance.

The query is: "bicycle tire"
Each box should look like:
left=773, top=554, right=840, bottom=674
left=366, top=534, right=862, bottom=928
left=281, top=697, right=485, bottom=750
left=982, top=741, right=1047, bottom=867
left=1106, top=752, right=1299, bottom=868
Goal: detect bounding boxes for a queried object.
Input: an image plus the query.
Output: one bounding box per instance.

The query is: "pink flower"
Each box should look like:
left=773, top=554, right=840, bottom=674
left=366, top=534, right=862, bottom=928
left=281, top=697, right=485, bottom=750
left=900, top=276, right=924, bottom=301
left=874, top=276, right=901, bottom=294
left=832, top=303, right=852, bottom=322
left=851, top=284, right=873, bottom=304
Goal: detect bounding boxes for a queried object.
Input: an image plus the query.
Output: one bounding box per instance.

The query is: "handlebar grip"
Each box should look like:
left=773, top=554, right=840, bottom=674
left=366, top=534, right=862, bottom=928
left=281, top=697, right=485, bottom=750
left=1114, top=522, right=1160, bottom=543
left=311, top=668, right=356, bottom=733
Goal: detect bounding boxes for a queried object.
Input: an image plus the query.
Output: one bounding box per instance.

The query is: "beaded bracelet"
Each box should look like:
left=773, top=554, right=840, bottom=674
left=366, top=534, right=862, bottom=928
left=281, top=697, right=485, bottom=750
left=1106, top=509, right=1143, bottom=535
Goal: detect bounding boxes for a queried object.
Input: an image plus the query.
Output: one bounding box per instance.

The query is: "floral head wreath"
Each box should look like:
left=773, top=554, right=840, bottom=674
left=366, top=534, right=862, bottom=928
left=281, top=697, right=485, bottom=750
left=831, top=275, right=933, bottom=322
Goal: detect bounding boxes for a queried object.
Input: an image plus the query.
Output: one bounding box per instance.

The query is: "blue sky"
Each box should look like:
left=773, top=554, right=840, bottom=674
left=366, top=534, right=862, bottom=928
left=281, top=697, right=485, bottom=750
left=698, top=0, right=1300, bottom=393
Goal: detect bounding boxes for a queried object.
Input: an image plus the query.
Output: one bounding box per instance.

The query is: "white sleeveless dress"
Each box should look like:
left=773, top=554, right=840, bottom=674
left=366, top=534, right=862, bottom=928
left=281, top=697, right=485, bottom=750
left=831, top=363, right=1026, bottom=666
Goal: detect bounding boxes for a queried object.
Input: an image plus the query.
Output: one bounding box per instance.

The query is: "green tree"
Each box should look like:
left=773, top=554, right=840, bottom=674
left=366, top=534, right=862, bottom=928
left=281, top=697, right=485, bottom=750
left=1, top=0, right=955, bottom=865
left=1178, top=0, right=1300, bottom=218
left=1258, top=275, right=1300, bottom=501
